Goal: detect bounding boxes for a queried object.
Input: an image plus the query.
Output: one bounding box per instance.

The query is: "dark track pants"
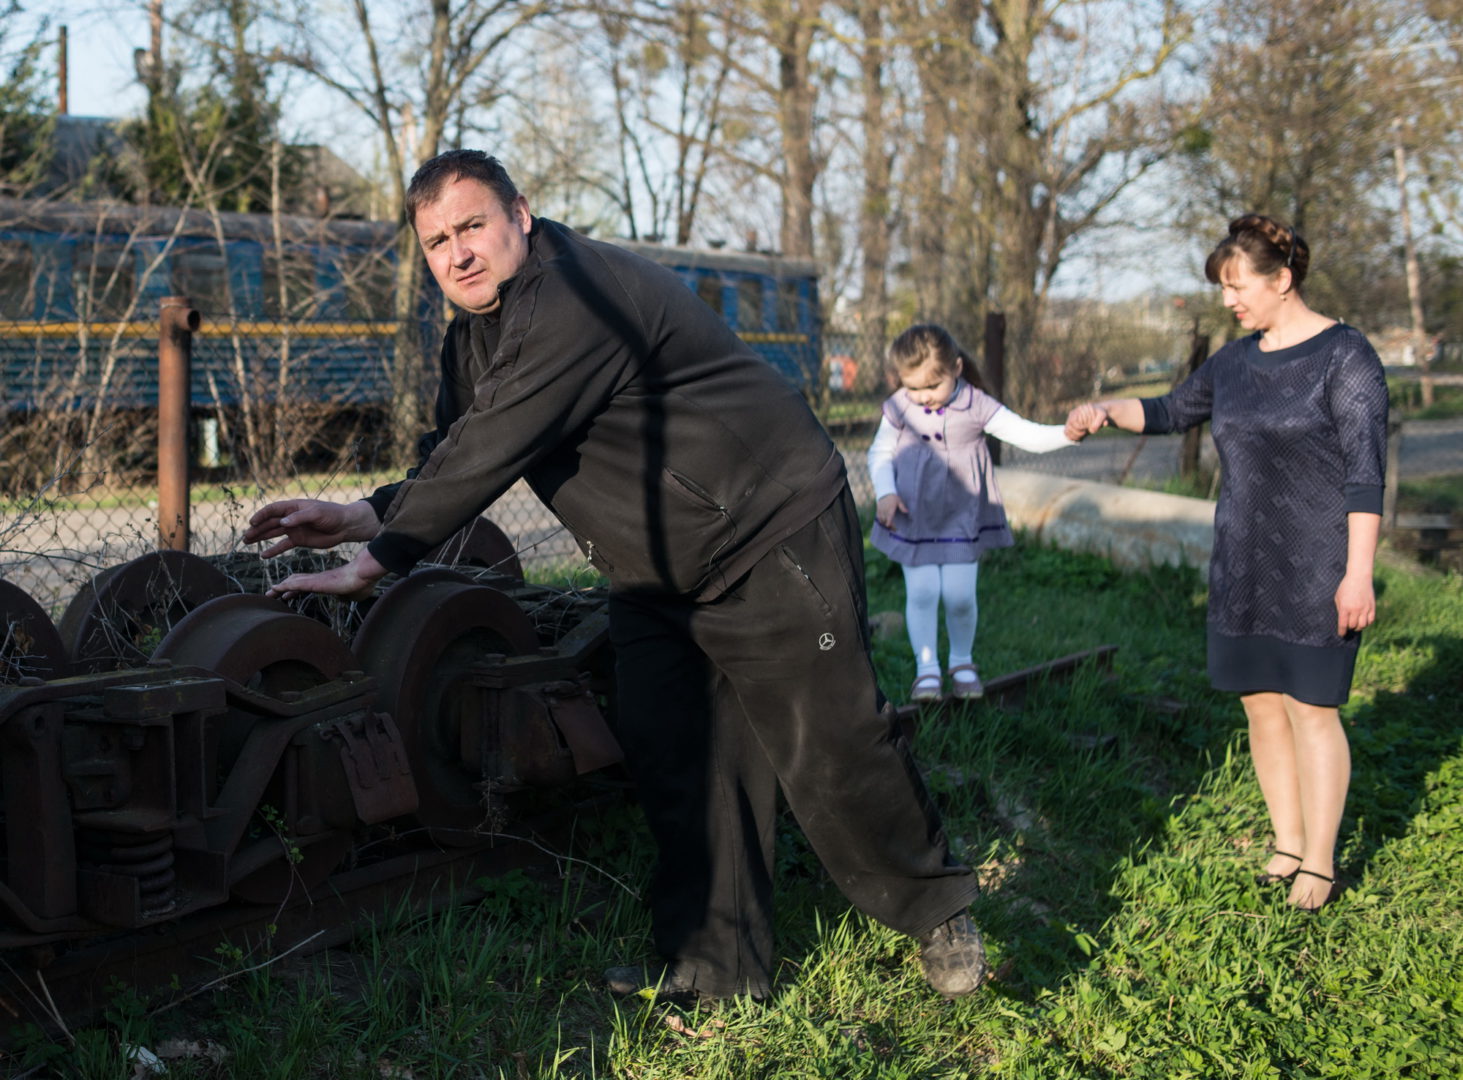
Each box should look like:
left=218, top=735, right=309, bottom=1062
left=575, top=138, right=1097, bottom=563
left=608, top=488, right=979, bottom=998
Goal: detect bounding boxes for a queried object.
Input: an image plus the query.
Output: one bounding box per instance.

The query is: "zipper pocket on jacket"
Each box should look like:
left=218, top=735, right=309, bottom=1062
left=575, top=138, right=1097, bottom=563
left=666, top=469, right=725, bottom=510
left=666, top=469, right=737, bottom=570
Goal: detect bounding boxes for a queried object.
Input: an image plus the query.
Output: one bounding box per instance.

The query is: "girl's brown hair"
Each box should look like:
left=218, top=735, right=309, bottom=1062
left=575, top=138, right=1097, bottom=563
left=887, top=324, right=984, bottom=391
left=1204, top=214, right=1310, bottom=292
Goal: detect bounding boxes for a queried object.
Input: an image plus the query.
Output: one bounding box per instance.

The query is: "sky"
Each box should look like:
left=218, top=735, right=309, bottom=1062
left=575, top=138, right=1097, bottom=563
left=23, top=3, right=151, bottom=122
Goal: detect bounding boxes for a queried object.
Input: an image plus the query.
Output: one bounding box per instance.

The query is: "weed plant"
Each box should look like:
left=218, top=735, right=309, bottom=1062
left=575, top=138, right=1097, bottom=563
left=9, top=538, right=1461, bottom=1078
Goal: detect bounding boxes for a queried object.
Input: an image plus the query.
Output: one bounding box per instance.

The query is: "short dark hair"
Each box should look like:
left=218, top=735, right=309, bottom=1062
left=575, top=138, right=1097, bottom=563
left=1204, top=213, right=1310, bottom=292
left=405, top=150, right=520, bottom=227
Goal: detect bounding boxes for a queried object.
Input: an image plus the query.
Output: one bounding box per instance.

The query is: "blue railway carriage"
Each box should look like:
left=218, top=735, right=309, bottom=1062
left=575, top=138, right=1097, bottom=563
left=0, top=196, right=407, bottom=419
left=0, top=196, right=822, bottom=424
left=614, top=239, right=822, bottom=394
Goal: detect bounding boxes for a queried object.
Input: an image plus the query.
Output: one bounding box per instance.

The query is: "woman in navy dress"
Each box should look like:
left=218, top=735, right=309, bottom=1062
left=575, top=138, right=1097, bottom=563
left=1066, top=215, right=1388, bottom=911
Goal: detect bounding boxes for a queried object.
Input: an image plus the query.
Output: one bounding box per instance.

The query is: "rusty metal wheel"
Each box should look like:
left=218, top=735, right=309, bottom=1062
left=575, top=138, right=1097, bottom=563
left=352, top=569, right=539, bottom=844
left=57, top=551, right=235, bottom=673
left=0, top=579, right=69, bottom=684
left=152, top=593, right=355, bottom=697
left=423, top=515, right=524, bottom=581
left=153, top=594, right=357, bottom=904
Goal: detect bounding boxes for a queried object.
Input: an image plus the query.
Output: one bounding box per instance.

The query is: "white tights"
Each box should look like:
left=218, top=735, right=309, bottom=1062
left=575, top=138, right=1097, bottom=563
left=901, top=562, right=979, bottom=680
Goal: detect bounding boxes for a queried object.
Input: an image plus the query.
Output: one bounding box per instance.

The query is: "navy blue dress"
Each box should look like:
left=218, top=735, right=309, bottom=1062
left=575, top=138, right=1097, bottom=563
left=1142, top=323, right=1389, bottom=706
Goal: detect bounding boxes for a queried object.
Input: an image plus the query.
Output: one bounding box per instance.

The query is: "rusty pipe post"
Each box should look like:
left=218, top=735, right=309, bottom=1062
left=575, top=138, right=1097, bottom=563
left=159, top=296, right=200, bottom=551
left=58, top=26, right=69, bottom=115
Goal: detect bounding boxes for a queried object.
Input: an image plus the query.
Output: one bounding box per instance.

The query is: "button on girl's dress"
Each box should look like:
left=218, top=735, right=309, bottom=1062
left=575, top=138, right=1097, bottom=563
left=921, top=434, right=930, bottom=441
left=934, top=433, right=943, bottom=440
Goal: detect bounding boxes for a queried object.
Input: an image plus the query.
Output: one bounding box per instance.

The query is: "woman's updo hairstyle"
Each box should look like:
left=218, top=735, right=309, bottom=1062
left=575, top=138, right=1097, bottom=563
left=887, top=323, right=984, bottom=391
left=1203, top=214, right=1310, bottom=293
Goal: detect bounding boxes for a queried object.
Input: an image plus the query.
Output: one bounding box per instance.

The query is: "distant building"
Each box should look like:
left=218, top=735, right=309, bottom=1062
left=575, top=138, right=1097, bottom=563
left=42, top=115, right=131, bottom=197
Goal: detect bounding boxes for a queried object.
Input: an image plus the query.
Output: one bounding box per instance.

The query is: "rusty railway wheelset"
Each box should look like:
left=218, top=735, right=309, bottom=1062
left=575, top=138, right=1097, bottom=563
left=0, top=521, right=630, bottom=1029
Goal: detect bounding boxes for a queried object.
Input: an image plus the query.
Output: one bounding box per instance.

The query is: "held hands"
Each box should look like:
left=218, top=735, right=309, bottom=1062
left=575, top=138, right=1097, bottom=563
left=1334, top=571, right=1376, bottom=636
left=243, top=498, right=378, bottom=558
left=1064, top=403, right=1108, bottom=441
left=875, top=493, right=907, bottom=529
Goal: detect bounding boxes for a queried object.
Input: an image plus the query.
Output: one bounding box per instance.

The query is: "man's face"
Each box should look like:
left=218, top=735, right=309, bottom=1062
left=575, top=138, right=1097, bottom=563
left=414, top=176, right=532, bottom=314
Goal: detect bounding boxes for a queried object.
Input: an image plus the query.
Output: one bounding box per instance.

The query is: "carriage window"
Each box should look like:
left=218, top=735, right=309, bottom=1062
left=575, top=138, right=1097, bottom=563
left=71, top=241, right=138, bottom=320
left=696, top=274, right=724, bottom=315
left=736, top=278, right=763, bottom=330
left=777, top=279, right=803, bottom=332
left=0, top=240, right=34, bottom=320
left=171, top=246, right=232, bottom=314
left=333, top=249, right=397, bottom=320
left=261, top=248, right=319, bottom=319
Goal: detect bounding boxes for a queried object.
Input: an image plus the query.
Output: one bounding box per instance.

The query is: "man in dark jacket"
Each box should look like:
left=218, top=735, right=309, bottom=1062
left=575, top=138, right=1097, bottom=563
left=244, top=149, right=985, bottom=1003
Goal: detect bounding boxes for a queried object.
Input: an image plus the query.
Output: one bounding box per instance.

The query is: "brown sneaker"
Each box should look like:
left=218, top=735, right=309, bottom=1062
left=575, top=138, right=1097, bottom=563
left=918, top=912, right=988, bottom=997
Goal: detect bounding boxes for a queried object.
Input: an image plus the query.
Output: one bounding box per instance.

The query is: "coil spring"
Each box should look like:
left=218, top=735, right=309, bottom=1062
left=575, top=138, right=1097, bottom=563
left=77, top=829, right=178, bottom=917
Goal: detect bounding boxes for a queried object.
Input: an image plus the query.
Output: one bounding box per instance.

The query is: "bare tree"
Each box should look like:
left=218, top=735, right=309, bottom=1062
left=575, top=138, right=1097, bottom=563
left=581, top=0, right=736, bottom=244
left=270, top=0, right=554, bottom=464
left=828, top=0, right=901, bottom=387
left=864, top=0, right=1184, bottom=411
left=1171, top=0, right=1414, bottom=328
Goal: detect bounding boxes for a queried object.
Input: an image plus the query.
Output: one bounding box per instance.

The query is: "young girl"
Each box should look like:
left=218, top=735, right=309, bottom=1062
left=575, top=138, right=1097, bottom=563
left=868, top=324, right=1079, bottom=702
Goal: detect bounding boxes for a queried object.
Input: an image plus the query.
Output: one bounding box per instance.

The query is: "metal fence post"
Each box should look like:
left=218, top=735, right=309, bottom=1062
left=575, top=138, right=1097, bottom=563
left=158, top=296, right=200, bottom=552
left=984, top=311, right=1006, bottom=465
left=1383, top=419, right=1402, bottom=530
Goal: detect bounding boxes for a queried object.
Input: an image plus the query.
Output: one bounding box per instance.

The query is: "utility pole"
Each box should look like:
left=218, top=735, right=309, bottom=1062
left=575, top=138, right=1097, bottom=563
left=57, top=26, right=68, bottom=114
left=1392, top=117, right=1434, bottom=407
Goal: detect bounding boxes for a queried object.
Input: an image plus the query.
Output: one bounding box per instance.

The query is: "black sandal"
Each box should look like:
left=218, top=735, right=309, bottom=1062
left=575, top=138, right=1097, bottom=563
left=1254, top=850, right=1302, bottom=886
left=1289, top=868, right=1341, bottom=913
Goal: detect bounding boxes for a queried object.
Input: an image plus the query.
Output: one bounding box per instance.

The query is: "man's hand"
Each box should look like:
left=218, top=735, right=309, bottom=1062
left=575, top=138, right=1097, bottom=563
left=1334, top=571, right=1376, bottom=637
left=1064, top=403, right=1107, bottom=441
left=244, top=499, right=379, bottom=557
left=266, top=548, right=388, bottom=602
left=875, top=493, right=907, bottom=529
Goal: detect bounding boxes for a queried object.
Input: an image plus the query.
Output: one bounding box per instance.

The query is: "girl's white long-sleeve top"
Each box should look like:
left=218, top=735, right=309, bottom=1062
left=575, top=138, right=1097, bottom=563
left=866, top=405, right=1075, bottom=501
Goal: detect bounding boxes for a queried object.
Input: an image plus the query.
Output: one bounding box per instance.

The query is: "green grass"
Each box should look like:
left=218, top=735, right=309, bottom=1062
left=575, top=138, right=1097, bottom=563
left=13, top=538, right=1463, bottom=1078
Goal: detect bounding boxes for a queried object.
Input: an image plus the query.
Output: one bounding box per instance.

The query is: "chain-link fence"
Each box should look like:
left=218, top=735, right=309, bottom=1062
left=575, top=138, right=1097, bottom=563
left=5, top=260, right=1463, bottom=613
